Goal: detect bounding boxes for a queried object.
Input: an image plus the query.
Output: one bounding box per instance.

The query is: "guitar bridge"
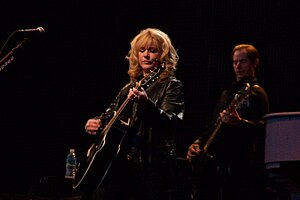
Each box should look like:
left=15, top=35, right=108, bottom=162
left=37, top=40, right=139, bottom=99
left=120, top=118, right=130, bottom=126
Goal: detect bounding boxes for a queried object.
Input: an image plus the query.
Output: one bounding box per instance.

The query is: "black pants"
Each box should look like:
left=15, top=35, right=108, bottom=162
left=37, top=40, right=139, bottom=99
left=191, top=165, right=266, bottom=200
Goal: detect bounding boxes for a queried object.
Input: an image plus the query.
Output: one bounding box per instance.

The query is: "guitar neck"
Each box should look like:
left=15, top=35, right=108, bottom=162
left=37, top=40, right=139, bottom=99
left=202, top=83, right=251, bottom=155
left=202, top=117, right=223, bottom=154
left=101, top=98, right=131, bottom=135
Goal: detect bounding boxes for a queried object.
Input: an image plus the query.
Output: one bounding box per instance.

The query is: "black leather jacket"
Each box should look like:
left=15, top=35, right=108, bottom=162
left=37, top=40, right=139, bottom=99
left=97, top=76, right=185, bottom=165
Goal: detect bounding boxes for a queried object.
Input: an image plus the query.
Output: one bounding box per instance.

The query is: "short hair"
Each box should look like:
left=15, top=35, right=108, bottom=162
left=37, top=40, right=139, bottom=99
left=231, top=44, right=260, bottom=72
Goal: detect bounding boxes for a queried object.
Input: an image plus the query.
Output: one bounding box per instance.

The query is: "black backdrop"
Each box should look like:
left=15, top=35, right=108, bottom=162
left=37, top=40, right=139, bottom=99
left=0, top=0, right=299, bottom=194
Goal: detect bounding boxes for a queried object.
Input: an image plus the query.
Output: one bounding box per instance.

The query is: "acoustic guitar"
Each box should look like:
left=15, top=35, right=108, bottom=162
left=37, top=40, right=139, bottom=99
left=73, top=61, right=165, bottom=191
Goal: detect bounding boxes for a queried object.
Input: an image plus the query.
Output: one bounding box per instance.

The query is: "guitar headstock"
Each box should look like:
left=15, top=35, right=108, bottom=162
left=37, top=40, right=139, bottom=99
left=230, top=83, right=251, bottom=110
left=236, top=82, right=251, bottom=98
left=139, top=61, right=165, bottom=90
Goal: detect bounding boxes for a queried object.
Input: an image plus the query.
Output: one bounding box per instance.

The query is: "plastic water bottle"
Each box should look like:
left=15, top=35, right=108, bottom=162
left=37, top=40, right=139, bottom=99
left=65, top=148, right=77, bottom=179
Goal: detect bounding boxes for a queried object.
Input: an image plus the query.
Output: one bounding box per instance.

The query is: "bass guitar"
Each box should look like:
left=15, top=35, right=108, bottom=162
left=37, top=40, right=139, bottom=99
left=191, top=83, right=252, bottom=182
left=73, top=61, right=165, bottom=191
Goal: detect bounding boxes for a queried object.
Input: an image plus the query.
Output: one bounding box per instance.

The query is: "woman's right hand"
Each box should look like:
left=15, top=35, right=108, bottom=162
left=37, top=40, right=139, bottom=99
left=186, top=143, right=201, bottom=163
left=85, top=118, right=102, bottom=135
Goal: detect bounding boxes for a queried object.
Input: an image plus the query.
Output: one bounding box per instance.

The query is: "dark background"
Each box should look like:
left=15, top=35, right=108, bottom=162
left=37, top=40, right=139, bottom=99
left=0, top=0, right=299, bottom=195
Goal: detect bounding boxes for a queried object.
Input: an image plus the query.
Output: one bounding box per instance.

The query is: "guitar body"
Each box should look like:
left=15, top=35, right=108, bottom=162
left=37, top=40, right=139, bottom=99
left=73, top=120, right=129, bottom=191
left=191, top=152, right=218, bottom=186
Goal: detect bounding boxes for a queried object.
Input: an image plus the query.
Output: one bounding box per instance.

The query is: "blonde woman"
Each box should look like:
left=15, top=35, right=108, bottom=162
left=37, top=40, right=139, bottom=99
left=81, top=28, right=185, bottom=200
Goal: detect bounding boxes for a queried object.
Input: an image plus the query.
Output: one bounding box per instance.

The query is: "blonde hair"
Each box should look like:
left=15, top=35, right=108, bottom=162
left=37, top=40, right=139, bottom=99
left=126, top=28, right=179, bottom=81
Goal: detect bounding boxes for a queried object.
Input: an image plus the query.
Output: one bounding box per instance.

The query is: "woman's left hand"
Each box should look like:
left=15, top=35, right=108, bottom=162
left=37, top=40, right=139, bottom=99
left=128, top=82, right=148, bottom=103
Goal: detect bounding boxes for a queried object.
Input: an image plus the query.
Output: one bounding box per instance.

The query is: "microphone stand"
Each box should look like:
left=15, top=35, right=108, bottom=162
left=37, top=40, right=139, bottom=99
left=0, top=36, right=29, bottom=72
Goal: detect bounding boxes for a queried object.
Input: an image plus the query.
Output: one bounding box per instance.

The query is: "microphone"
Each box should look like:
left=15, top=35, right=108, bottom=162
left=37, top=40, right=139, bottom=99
left=16, top=27, right=45, bottom=34
left=150, top=58, right=160, bottom=64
